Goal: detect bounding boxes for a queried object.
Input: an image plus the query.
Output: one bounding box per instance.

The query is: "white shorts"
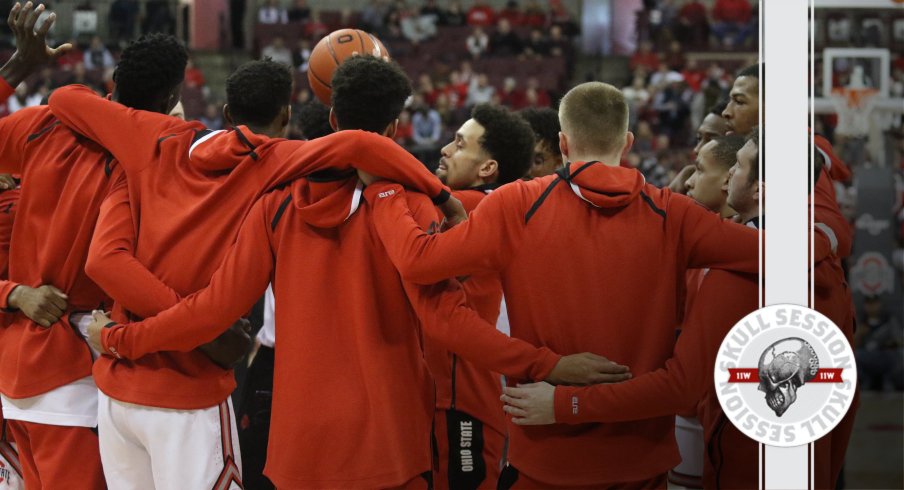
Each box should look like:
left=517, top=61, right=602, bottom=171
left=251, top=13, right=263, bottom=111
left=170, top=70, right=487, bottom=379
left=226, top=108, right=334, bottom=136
left=671, top=415, right=704, bottom=486
left=97, top=391, right=242, bottom=490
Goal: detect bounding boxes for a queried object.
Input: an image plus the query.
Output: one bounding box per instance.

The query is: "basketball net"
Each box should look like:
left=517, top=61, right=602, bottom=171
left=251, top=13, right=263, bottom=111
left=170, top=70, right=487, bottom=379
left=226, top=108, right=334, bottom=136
left=829, top=66, right=879, bottom=138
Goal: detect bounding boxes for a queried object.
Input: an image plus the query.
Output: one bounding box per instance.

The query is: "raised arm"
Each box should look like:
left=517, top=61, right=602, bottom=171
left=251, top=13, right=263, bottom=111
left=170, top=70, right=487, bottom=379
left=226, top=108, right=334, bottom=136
left=99, top=195, right=275, bottom=359
left=0, top=2, right=72, bottom=94
left=363, top=182, right=513, bottom=284
left=85, top=170, right=181, bottom=319
left=261, top=131, right=453, bottom=204
left=47, top=85, right=193, bottom=173
left=676, top=194, right=759, bottom=273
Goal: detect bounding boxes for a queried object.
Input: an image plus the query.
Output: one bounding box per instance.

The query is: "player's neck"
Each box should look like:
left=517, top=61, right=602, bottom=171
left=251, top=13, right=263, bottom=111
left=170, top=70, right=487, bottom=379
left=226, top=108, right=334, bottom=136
left=567, top=152, right=622, bottom=167
left=739, top=209, right=761, bottom=226
left=719, top=203, right=737, bottom=219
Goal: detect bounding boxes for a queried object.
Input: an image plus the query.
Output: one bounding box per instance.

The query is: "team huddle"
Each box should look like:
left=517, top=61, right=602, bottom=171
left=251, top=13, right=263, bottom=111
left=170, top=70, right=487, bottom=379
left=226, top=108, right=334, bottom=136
left=0, top=2, right=856, bottom=490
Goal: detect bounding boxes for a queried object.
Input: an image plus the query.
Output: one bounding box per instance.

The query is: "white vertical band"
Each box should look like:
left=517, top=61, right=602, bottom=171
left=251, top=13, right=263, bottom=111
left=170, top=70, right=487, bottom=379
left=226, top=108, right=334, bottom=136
left=764, top=0, right=812, bottom=488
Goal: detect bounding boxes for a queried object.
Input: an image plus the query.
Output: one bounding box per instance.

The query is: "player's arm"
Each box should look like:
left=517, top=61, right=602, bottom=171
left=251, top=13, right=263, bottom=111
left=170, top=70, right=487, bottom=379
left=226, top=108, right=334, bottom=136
left=261, top=132, right=453, bottom=205
left=94, top=196, right=275, bottom=359
left=47, top=85, right=189, bottom=173
left=85, top=168, right=181, bottom=318
left=364, top=182, right=513, bottom=284
left=504, top=271, right=753, bottom=425
left=0, top=2, right=71, bottom=96
left=676, top=195, right=759, bottom=273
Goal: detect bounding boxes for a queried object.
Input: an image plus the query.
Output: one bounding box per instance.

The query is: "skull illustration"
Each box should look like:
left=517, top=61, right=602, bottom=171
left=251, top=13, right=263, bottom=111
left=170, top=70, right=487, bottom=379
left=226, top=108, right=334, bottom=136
left=757, top=338, right=819, bottom=417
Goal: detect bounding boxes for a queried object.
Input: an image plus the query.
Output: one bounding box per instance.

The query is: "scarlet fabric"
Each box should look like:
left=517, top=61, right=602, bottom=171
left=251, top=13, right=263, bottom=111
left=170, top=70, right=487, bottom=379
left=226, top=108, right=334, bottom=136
left=47, top=84, right=451, bottom=410
left=629, top=51, right=660, bottom=72
left=678, top=1, right=708, bottom=24
left=365, top=162, right=758, bottom=486
left=100, top=177, right=558, bottom=487
left=7, top=420, right=105, bottom=489
left=499, top=465, right=668, bottom=490
left=0, top=105, right=119, bottom=398
left=467, top=6, right=496, bottom=26
left=0, top=188, right=18, bottom=280
left=712, top=0, right=752, bottom=23
left=0, top=77, right=13, bottom=101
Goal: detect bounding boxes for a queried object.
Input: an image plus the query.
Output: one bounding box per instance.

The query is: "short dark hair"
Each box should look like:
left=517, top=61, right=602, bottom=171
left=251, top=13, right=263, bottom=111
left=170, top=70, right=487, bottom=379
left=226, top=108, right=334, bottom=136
left=747, top=126, right=761, bottom=183
left=472, top=104, right=535, bottom=185
left=113, top=34, right=187, bottom=112
left=737, top=63, right=762, bottom=80
left=296, top=101, right=333, bottom=139
left=709, top=98, right=729, bottom=117
left=331, top=56, right=412, bottom=133
left=519, top=107, right=561, bottom=156
left=708, top=134, right=746, bottom=170
left=226, top=59, right=293, bottom=128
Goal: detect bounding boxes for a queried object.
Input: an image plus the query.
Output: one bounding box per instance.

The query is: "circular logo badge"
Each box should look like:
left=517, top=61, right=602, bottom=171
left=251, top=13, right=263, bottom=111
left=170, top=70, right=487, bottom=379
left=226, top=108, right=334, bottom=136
left=714, top=304, right=857, bottom=447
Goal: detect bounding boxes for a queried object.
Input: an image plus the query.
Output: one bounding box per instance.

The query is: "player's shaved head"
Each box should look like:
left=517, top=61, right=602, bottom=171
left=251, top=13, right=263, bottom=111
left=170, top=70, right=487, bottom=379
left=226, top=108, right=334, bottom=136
left=559, top=82, right=629, bottom=156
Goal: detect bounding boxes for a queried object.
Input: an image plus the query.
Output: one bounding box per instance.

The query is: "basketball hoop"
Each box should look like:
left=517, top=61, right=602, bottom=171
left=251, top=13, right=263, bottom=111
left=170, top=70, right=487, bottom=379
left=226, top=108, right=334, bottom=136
left=830, top=86, right=878, bottom=137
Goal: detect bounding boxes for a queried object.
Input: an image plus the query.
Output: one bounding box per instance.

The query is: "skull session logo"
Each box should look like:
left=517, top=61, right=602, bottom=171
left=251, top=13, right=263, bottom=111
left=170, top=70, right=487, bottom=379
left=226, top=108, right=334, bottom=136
left=714, top=304, right=857, bottom=447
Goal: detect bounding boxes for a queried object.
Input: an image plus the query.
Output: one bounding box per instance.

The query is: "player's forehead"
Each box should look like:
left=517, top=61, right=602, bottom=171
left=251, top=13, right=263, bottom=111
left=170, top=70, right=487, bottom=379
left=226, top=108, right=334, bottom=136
left=737, top=140, right=757, bottom=166
left=730, top=76, right=758, bottom=98
left=697, top=141, right=719, bottom=167
left=457, top=119, right=486, bottom=144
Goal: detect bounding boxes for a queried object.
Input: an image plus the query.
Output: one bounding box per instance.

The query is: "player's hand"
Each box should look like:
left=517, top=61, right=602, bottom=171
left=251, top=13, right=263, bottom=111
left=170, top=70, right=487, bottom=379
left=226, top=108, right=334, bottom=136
left=7, top=284, right=67, bottom=327
left=0, top=174, right=16, bottom=190
left=356, top=169, right=382, bottom=186
left=88, top=310, right=112, bottom=354
left=500, top=382, right=555, bottom=425
left=1, top=2, right=72, bottom=87
left=545, top=352, right=631, bottom=386
left=198, top=318, right=252, bottom=370
left=438, top=195, right=466, bottom=229
left=668, top=165, right=696, bottom=195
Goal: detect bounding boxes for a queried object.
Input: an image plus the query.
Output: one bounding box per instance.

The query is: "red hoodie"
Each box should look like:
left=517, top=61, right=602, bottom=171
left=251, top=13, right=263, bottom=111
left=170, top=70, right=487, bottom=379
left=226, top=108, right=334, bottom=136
left=0, top=78, right=12, bottom=102
left=47, top=84, right=453, bottom=410
left=365, top=162, right=759, bottom=485
left=0, top=105, right=120, bottom=397
left=0, top=186, right=19, bottom=280
left=99, top=177, right=560, bottom=488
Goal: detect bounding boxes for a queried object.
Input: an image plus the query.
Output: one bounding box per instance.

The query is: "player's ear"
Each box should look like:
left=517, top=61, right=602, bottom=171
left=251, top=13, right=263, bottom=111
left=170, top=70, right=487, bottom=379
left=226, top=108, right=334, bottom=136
left=222, top=104, right=235, bottom=127
left=383, top=119, right=399, bottom=139
left=558, top=131, right=569, bottom=160
left=478, top=159, right=498, bottom=179
left=328, top=108, right=339, bottom=131
left=621, top=132, right=635, bottom=159
left=753, top=180, right=762, bottom=203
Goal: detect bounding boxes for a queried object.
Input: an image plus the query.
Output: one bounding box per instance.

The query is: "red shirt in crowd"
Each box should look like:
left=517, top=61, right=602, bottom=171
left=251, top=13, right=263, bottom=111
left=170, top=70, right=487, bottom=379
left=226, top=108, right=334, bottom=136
left=466, top=5, right=496, bottom=26
left=712, top=0, right=752, bottom=24
left=364, top=162, right=758, bottom=485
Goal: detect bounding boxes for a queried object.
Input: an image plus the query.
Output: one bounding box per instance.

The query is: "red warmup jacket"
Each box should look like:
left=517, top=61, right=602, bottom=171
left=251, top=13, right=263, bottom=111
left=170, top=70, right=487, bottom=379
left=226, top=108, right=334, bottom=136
left=99, top=177, right=560, bottom=488
left=0, top=105, right=121, bottom=398
left=0, top=187, right=19, bottom=279
left=429, top=185, right=506, bottom=436
left=0, top=78, right=12, bottom=101
left=48, top=84, right=453, bottom=410
left=365, top=162, right=759, bottom=485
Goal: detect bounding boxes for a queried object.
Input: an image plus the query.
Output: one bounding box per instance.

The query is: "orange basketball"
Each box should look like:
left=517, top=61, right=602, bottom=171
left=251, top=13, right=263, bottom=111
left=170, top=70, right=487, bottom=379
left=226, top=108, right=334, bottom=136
left=307, top=29, right=391, bottom=105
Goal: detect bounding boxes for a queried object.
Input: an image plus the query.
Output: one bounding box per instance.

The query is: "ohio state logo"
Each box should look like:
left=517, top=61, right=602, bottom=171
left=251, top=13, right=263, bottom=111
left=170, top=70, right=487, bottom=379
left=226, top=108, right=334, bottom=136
left=714, top=304, right=857, bottom=447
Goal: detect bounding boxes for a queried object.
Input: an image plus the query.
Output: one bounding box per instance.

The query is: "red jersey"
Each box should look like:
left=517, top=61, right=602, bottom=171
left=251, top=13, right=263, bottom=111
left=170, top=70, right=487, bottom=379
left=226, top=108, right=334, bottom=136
left=47, top=84, right=452, bottom=410
left=427, top=186, right=506, bottom=436
left=0, top=105, right=121, bottom=397
left=98, top=177, right=559, bottom=487
left=365, top=162, right=759, bottom=485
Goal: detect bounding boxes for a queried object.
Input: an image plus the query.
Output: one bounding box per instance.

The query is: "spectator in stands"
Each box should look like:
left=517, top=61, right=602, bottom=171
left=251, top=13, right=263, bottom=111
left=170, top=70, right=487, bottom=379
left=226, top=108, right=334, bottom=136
left=711, top=0, right=754, bottom=48
left=466, top=0, right=495, bottom=27
left=56, top=38, right=84, bottom=70
left=498, top=77, right=524, bottom=108
left=466, top=73, right=495, bottom=107
left=420, top=0, right=442, bottom=22
left=633, top=120, right=655, bottom=153
left=623, top=75, right=651, bottom=126
left=855, top=295, right=904, bottom=391
left=304, top=10, right=329, bottom=39
left=439, top=0, right=466, bottom=26
left=293, top=39, right=311, bottom=72
left=498, top=1, right=524, bottom=26
left=143, top=0, right=176, bottom=33
left=6, top=82, right=42, bottom=113
left=664, top=40, right=686, bottom=71
left=522, top=28, right=549, bottom=59
left=262, top=36, right=293, bottom=66
left=109, top=0, right=138, bottom=44
left=361, top=0, right=389, bottom=32
left=549, top=0, right=578, bottom=37
left=466, top=26, right=489, bottom=59
left=417, top=73, right=436, bottom=104
left=287, top=0, right=310, bottom=22
left=394, top=109, right=414, bottom=145
left=199, top=102, right=224, bottom=130
left=83, top=36, right=114, bottom=70
left=434, top=92, right=458, bottom=129
left=490, top=18, right=523, bottom=57
left=675, top=0, right=708, bottom=49
left=629, top=40, right=659, bottom=73
left=649, top=62, right=682, bottom=89
left=447, top=70, right=469, bottom=108
left=522, top=0, right=546, bottom=28
left=681, top=58, right=705, bottom=92
left=184, top=57, right=206, bottom=89
left=399, top=1, right=437, bottom=44
left=519, top=107, right=563, bottom=179
left=523, top=77, right=550, bottom=107
left=411, top=95, right=443, bottom=160
left=459, top=60, right=475, bottom=84
left=652, top=78, right=691, bottom=140
left=258, top=0, right=288, bottom=24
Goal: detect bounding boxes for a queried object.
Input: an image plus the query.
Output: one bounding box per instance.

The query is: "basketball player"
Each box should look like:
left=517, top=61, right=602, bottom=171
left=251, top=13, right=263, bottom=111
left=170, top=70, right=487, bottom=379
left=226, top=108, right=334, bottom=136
left=685, top=134, right=745, bottom=218
left=432, top=103, right=534, bottom=490
left=0, top=23, right=182, bottom=490
left=84, top=57, right=625, bottom=489
left=0, top=2, right=70, bottom=100
left=518, top=107, right=563, bottom=179
left=669, top=99, right=730, bottom=195
left=359, top=82, right=759, bottom=488
left=47, top=56, right=464, bottom=488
